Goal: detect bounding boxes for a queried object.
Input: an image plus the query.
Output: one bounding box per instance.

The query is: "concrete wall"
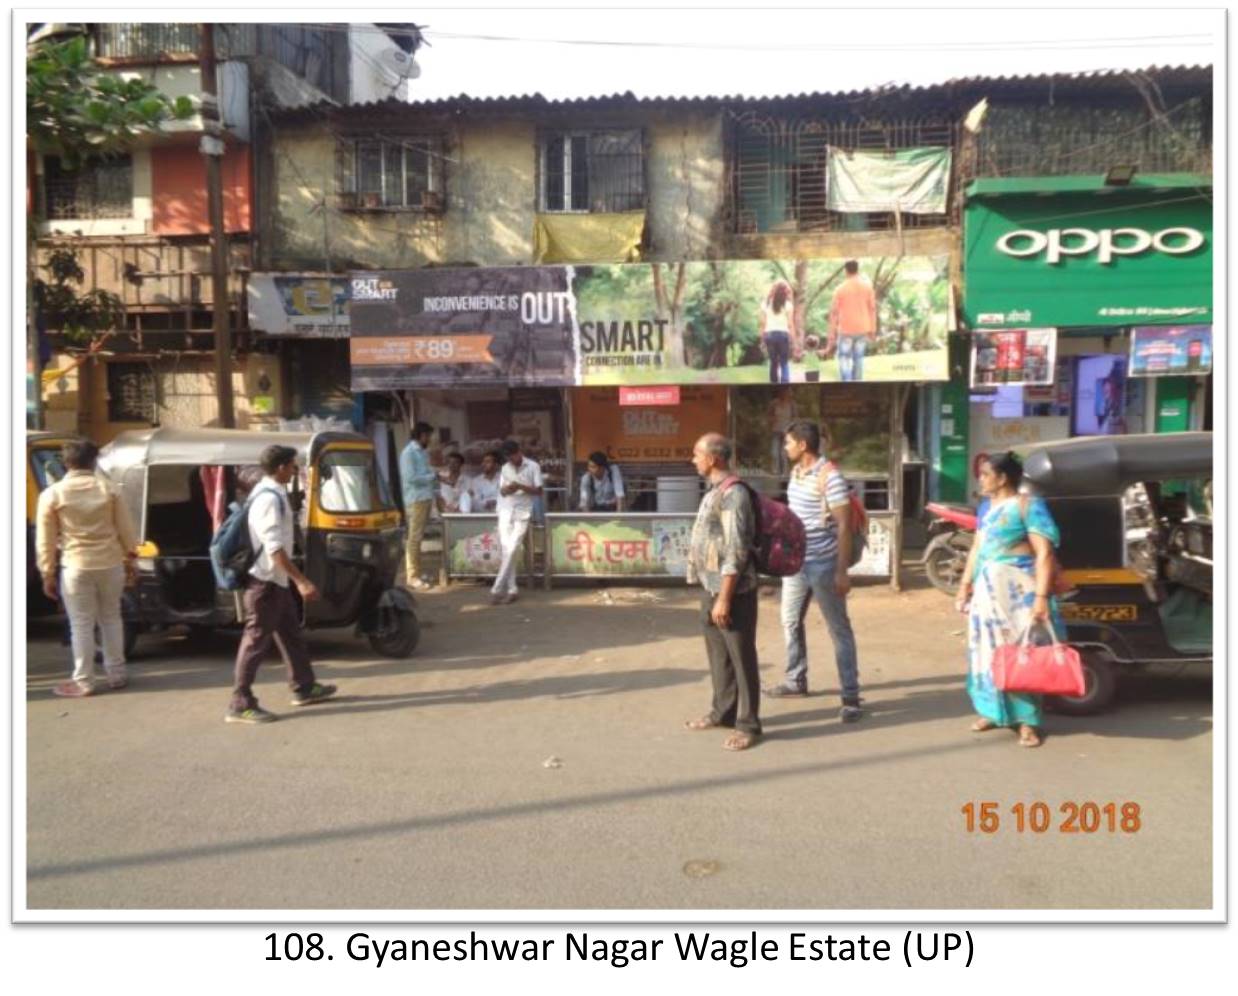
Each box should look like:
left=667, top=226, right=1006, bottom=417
left=151, top=144, right=251, bottom=235
left=78, top=354, right=285, bottom=444
left=267, top=110, right=728, bottom=269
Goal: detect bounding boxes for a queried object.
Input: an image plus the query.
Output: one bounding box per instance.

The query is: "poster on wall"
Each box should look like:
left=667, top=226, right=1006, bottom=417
left=349, top=268, right=578, bottom=390
left=1073, top=356, right=1132, bottom=436
left=572, top=385, right=727, bottom=463
left=349, top=256, right=951, bottom=390
left=730, top=385, right=891, bottom=478
left=850, top=512, right=897, bottom=578
left=443, top=517, right=505, bottom=577
left=248, top=274, right=350, bottom=338
left=969, top=329, right=1057, bottom=387
left=1129, top=325, right=1213, bottom=377
left=547, top=515, right=695, bottom=578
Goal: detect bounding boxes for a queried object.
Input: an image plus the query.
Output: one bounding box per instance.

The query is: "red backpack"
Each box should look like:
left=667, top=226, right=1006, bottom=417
left=721, top=477, right=806, bottom=577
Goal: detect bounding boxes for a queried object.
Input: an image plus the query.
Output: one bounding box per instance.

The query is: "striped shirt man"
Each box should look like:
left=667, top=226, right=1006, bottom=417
left=786, top=456, right=850, bottom=564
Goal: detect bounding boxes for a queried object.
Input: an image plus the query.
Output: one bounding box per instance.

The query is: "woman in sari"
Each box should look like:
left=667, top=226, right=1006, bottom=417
left=955, top=452, right=1064, bottom=748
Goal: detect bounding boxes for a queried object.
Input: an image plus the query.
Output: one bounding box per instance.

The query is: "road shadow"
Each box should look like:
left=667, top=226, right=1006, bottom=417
left=24, top=592, right=705, bottom=697
left=270, top=665, right=702, bottom=720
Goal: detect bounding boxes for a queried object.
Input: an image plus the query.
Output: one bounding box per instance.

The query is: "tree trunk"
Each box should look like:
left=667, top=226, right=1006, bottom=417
left=652, top=262, right=688, bottom=368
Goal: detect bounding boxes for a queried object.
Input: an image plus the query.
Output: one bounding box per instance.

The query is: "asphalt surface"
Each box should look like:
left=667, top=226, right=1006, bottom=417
left=24, top=573, right=1213, bottom=912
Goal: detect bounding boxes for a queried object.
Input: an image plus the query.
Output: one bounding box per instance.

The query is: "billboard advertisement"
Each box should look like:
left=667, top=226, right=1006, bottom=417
left=349, top=256, right=951, bottom=390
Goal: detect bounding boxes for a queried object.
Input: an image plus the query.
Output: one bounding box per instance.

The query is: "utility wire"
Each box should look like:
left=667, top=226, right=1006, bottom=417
left=421, top=28, right=1212, bottom=53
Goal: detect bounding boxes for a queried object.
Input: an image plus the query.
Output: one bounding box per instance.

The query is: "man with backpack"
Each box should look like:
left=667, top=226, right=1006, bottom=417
left=226, top=445, right=336, bottom=724
left=683, top=433, right=762, bottom=751
left=765, top=420, right=864, bottom=722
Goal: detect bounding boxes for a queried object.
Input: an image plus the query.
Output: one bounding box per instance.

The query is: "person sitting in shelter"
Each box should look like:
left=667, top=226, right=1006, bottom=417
left=578, top=451, right=626, bottom=513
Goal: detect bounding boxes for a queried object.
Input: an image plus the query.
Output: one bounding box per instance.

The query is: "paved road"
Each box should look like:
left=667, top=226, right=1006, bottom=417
left=24, top=576, right=1213, bottom=912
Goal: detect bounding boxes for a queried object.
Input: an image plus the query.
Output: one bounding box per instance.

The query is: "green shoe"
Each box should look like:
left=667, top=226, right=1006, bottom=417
left=225, top=705, right=277, bottom=724
left=290, top=683, right=338, bottom=707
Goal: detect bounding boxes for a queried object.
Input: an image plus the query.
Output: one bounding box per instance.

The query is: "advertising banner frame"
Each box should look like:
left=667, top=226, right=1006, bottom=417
left=545, top=512, right=696, bottom=580
left=963, top=184, right=1212, bottom=329
left=969, top=328, right=1059, bottom=388
left=349, top=254, right=951, bottom=391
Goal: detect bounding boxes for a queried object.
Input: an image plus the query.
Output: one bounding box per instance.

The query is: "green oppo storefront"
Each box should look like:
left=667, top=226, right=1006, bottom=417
left=930, top=174, right=1212, bottom=503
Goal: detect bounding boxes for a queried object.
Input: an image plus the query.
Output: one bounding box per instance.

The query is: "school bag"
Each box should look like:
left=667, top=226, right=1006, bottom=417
left=721, top=476, right=806, bottom=577
left=209, top=486, right=286, bottom=591
left=817, top=460, right=868, bottom=568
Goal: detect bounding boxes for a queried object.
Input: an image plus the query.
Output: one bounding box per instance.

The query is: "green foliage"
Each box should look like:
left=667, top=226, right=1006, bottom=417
left=681, top=261, right=780, bottom=368
left=26, top=35, right=194, bottom=167
left=34, top=248, right=125, bottom=345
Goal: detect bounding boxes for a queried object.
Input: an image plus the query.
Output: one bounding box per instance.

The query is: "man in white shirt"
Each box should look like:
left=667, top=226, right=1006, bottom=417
left=461, top=449, right=502, bottom=514
left=437, top=452, right=468, bottom=514
left=227, top=445, right=337, bottom=724
left=491, top=440, right=542, bottom=605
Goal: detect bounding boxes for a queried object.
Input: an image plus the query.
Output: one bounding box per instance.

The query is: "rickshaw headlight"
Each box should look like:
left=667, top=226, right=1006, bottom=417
left=137, top=557, right=156, bottom=572
left=362, top=543, right=373, bottom=560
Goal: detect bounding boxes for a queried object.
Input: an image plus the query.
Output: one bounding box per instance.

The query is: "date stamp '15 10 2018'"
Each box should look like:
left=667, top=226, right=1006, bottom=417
left=962, top=801, right=1142, bottom=834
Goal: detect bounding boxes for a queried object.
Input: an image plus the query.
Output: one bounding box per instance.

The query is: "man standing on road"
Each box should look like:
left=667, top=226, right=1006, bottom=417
left=765, top=420, right=863, bottom=721
left=491, top=439, right=542, bottom=605
left=399, top=421, right=438, bottom=590
left=226, top=445, right=336, bottom=725
left=36, top=439, right=139, bottom=698
left=829, top=260, right=877, bottom=382
left=684, top=433, right=762, bottom=751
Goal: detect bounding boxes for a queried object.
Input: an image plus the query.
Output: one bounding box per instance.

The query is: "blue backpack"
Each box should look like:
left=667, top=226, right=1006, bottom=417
left=209, top=487, right=286, bottom=591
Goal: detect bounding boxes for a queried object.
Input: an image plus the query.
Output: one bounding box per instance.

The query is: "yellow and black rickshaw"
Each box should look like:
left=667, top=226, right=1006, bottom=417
left=98, top=427, right=418, bottom=657
left=26, top=430, right=79, bottom=614
left=1021, top=432, right=1212, bottom=714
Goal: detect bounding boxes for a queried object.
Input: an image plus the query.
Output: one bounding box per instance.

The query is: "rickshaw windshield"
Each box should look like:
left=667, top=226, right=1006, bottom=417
left=318, top=450, right=389, bottom=513
left=31, top=449, right=67, bottom=489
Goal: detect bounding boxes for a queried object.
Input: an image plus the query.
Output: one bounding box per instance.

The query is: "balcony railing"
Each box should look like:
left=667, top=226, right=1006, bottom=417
left=94, top=23, right=199, bottom=60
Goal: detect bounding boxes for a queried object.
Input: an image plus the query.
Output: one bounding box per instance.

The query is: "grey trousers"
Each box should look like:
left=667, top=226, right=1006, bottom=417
left=700, top=588, right=762, bottom=735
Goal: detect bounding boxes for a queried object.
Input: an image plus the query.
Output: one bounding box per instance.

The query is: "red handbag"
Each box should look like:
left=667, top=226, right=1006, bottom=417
left=991, top=623, right=1086, bottom=697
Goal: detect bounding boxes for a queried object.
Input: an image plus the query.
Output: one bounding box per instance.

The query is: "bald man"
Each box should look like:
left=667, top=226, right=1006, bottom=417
left=683, top=433, right=762, bottom=751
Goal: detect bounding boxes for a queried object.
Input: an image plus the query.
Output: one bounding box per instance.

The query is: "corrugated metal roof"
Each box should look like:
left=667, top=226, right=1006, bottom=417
left=273, top=64, right=1211, bottom=119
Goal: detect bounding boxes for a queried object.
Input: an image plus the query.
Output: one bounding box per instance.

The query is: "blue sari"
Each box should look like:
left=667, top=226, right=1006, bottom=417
left=966, top=496, right=1064, bottom=727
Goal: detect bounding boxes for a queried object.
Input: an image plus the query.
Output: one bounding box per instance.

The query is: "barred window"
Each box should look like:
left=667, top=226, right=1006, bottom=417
left=338, top=136, right=444, bottom=211
left=44, top=155, right=133, bottom=220
left=94, top=23, right=199, bottom=60
left=540, top=130, right=644, bottom=213
left=731, top=117, right=956, bottom=234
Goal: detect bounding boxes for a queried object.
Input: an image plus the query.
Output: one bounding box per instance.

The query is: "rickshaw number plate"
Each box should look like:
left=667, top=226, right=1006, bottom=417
left=1061, top=604, right=1138, bottom=622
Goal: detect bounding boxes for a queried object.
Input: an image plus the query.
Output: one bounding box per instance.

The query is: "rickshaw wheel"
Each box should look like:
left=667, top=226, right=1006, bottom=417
left=1047, top=650, right=1118, bottom=716
left=368, top=591, right=421, bottom=658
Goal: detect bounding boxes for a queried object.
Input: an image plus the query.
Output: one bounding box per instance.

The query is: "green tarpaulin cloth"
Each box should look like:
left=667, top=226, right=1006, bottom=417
left=827, top=147, right=951, bottom=215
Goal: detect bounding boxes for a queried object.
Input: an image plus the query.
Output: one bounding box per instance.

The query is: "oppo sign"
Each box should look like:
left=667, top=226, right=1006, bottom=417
left=995, top=226, right=1205, bottom=265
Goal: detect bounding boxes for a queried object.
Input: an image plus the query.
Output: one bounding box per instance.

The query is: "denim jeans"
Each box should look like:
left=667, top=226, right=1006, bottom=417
left=766, top=331, right=791, bottom=383
left=779, top=558, right=860, bottom=700
left=837, top=336, right=869, bottom=382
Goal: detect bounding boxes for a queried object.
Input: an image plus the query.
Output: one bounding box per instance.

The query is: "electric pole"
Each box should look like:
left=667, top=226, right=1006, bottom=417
left=199, top=23, right=236, bottom=428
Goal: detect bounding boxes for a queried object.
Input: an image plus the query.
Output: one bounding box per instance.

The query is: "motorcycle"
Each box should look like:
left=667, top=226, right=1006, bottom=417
left=921, top=502, right=977, bottom=595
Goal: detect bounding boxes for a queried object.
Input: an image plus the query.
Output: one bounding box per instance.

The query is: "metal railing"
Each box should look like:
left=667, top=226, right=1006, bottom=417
left=94, top=23, right=199, bottom=60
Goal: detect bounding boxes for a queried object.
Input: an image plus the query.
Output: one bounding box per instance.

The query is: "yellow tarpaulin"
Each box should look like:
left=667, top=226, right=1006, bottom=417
left=532, top=211, right=646, bottom=264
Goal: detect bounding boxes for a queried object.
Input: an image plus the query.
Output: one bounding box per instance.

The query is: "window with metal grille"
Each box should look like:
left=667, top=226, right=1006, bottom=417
left=731, top=116, right=957, bottom=233
left=44, top=155, right=133, bottom=220
left=94, top=23, right=199, bottom=59
left=338, top=137, right=444, bottom=211
left=540, top=130, right=644, bottom=213
left=106, top=362, right=156, bottom=423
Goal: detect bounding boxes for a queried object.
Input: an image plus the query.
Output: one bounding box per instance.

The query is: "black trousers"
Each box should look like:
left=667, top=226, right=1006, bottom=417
left=700, top=588, right=761, bottom=735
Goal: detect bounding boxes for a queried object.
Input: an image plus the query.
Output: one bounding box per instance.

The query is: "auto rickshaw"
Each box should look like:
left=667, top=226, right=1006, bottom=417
left=1020, top=432, right=1212, bottom=714
left=98, top=427, right=419, bottom=658
left=26, top=430, right=79, bottom=615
